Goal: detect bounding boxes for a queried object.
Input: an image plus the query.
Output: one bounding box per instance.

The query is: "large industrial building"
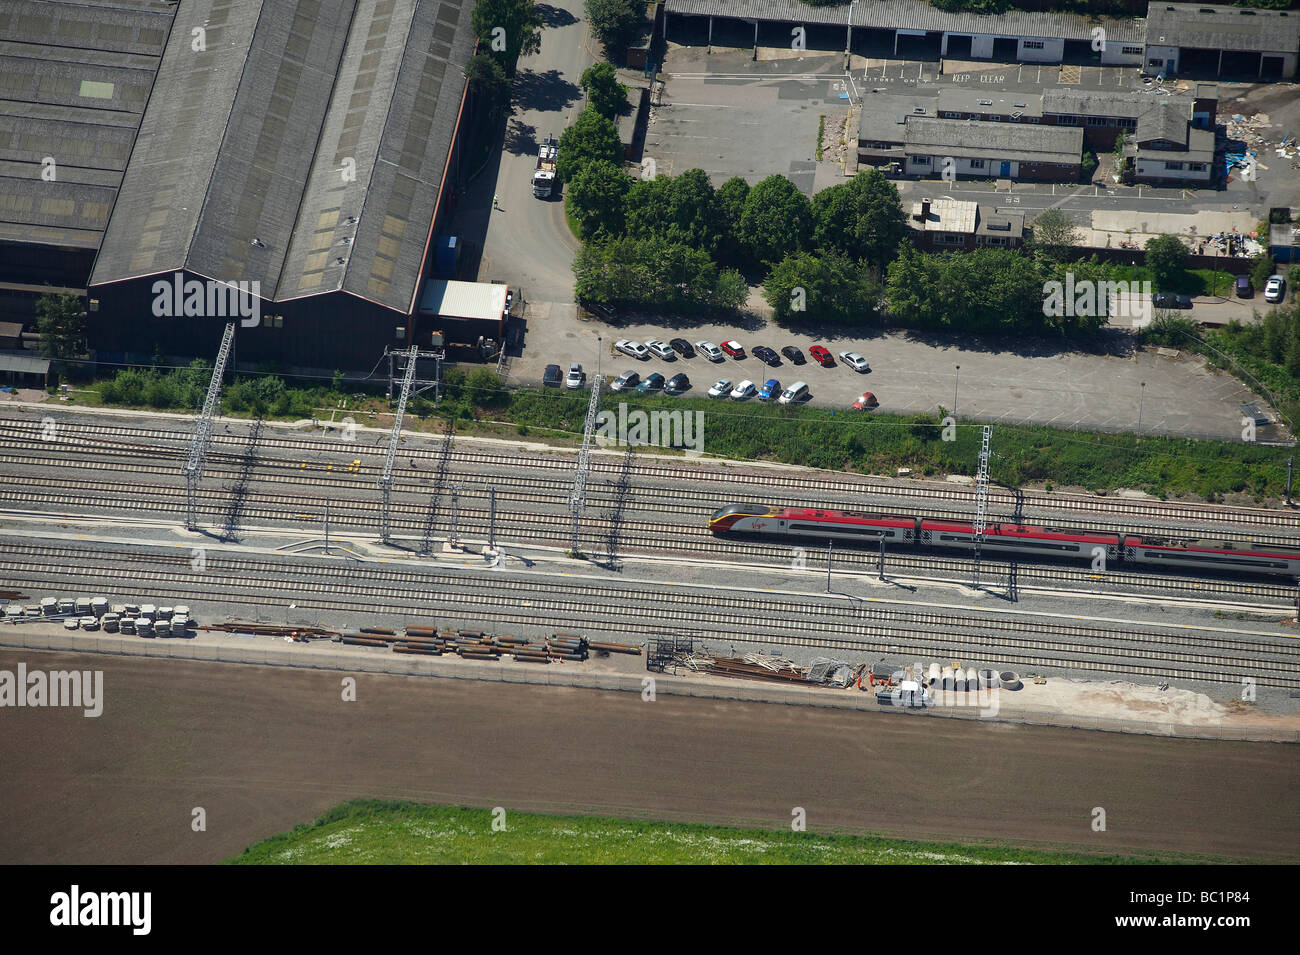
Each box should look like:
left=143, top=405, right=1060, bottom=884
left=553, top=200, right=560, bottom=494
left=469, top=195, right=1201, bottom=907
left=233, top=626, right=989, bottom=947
left=1, top=0, right=479, bottom=377
left=663, top=0, right=1299, bottom=78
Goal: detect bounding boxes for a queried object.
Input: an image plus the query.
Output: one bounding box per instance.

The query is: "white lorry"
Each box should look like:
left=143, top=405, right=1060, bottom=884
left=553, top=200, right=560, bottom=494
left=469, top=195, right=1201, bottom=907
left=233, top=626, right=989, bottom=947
left=532, top=135, right=557, bottom=198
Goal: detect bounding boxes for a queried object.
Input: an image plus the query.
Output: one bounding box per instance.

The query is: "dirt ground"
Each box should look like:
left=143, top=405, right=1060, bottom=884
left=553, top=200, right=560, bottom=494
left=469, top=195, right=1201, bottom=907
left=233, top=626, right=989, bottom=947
left=0, top=650, right=1295, bottom=864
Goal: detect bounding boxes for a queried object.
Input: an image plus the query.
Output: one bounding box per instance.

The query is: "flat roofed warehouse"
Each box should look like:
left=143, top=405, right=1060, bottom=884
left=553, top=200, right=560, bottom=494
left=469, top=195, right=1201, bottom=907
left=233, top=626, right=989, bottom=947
left=86, top=0, right=476, bottom=373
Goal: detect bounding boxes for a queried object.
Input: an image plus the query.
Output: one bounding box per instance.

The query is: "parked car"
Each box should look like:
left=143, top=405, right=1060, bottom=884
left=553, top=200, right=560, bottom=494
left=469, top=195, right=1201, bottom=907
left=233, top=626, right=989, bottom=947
left=730, top=379, right=756, bottom=400
left=707, top=378, right=733, bottom=398
left=1265, top=275, right=1286, bottom=304
left=503, top=290, right=514, bottom=318
left=721, top=340, right=746, bottom=359
left=645, top=339, right=676, bottom=360
left=615, top=339, right=649, bottom=359
left=610, top=370, right=640, bottom=393
left=778, top=381, right=809, bottom=405
left=636, top=372, right=665, bottom=393
left=695, top=341, right=724, bottom=362
left=565, top=363, right=585, bottom=389
left=781, top=346, right=806, bottom=365
left=758, top=379, right=780, bottom=401
left=542, top=364, right=562, bottom=387
left=665, top=373, right=691, bottom=395
left=1236, top=275, right=1254, bottom=298
left=753, top=345, right=780, bottom=366
left=669, top=338, right=696, bottom=358
left=838, top=351, right=870, bottom=373
left=853, top=392, right=879, bottom=410
left=808, top=345, right=834, bottom=366
left=579, top=299, right=616, bottom=320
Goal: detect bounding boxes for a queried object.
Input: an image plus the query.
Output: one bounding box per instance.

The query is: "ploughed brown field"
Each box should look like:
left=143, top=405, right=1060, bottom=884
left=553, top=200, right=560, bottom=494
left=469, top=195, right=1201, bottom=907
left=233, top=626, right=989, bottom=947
left=1, top=649, right=1295, bottom=863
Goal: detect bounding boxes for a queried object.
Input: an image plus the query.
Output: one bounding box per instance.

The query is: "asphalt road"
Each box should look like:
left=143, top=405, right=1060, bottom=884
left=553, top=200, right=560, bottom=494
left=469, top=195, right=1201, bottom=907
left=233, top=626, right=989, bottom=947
left=1, top=651, right=1295, bottom=864
left=467, top=0, right=593, bottom=303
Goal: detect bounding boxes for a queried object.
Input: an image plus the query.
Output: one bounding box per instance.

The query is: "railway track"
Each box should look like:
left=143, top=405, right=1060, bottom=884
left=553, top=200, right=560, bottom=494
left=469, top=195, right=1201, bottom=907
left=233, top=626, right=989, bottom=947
left=3, top=541, right=1297, bottom=690
left=4, top=415, right=1298, bottom=533
left=4, top=472, right=1296, bottom=605
left=4, top=431, right=1300, bottom=549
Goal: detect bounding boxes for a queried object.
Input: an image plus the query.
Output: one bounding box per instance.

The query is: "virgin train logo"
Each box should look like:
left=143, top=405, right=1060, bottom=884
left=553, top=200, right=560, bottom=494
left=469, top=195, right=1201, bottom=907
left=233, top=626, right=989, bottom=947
left=151, top=272, right=262, bottom=327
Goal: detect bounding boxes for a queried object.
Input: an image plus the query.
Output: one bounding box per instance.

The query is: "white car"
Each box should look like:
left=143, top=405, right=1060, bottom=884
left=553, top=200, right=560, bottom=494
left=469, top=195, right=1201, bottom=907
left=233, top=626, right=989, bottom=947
left=1265, top=275, right=1286, bottom=304
left=565, top=363, right=585, bottom=389
left=615, top=339, right=649, bottom=360
left=695, top=341, right=724, bottom=362
left=730, top=379, right=756, bottom=400
left=838, top=351, right=870, bottom=373
left=644, top=339, right=675, bottom=360
left=778, top=381, right=809, bottom=405
left=707, top=378, right=733, bottom=398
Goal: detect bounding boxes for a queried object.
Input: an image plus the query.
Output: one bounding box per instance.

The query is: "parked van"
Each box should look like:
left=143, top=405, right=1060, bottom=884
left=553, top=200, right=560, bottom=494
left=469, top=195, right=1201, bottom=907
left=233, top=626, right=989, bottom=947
left=778, top=381, right=809, bottom=405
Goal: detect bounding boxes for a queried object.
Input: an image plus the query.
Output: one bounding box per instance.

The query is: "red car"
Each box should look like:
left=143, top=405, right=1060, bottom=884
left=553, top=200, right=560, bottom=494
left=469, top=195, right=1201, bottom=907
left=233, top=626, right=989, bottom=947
left=808, top=345, right=833, bottom=366
left=720, top=340, right=746, bottom=359
left=853, top=392, right=879, bottom=410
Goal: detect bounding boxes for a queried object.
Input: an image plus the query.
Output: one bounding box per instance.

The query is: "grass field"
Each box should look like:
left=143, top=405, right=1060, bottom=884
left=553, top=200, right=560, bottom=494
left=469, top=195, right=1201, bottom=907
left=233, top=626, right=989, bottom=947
left=228, top=800, right=1201, bottom=865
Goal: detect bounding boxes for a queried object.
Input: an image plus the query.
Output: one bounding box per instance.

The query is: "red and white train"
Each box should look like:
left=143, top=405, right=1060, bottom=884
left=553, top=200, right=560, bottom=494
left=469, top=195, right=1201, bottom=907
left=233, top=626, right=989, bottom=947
left=708, top=504, right=1300, bottom=579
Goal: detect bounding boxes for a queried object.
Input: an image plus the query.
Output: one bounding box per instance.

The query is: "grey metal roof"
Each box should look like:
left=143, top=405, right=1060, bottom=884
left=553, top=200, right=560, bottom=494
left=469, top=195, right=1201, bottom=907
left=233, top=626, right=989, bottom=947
left=0, top=351, right=51, bottom=375
left=0, top=0, right=173, bottom=250
left=1133, top=125, right=1214, bottom=162
left=904, top=117, right=1084, bottom=165
left=665, top=0, right=1145, bottom=44
left=92, top=0, right=476, bottom=317
left=937, top=89, right=1043, bottom=119
left=1145, top=3, right=1300, bottom=54
left=1041, top=86, right=1190, bottom=120
left=280, top=0, right=477, bottom=311
left=1135, top=100, right=1191, bottom=146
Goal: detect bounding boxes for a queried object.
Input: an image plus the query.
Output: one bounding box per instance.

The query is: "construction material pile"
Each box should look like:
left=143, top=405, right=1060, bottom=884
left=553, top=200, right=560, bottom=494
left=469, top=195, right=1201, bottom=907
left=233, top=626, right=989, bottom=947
left=334, top=625, right=642, bottom=665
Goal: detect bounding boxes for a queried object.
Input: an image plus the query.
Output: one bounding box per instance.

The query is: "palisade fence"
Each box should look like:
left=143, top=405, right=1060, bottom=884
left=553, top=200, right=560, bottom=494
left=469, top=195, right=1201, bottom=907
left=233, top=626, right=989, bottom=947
left=4, top=629, right=1295, bottom=744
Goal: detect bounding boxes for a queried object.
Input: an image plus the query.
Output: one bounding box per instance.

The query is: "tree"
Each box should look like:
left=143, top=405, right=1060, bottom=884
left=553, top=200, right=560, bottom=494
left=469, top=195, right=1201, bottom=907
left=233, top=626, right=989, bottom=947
left=465, top=52, right=512, bottom=123
left=566, top=160, right=631, bottom=240
left=556, top=106, right=622, bottom=182
left=763, top=252, right=880, bottom=325
left=580, top=61, right=627, bottom=119
left=810, top=169, right=907, bottom=269
left=736, top=175, right=812, bottom=267
left=1144, top=234, right=1190, bottom=291
left=1027, top=208, right=1081, bottom=260
left=471, top=0, right=542, bottom=72
left=573, top=236, right=746, bottom=314
left=716, top=176, right=750, bottom=257
left=1251, top=254, right=1276, bottom=289
left=36, top=292, right=86, bottom=359
left=625, top=168, right=726, bottom=253
left=885, top=246, right=1047, bottom=335
left=585, top=0, right=643, bottom=49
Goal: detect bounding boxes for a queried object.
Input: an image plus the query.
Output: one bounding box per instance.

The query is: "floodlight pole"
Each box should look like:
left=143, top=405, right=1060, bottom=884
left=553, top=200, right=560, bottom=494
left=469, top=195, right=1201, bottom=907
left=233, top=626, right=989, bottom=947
left=184, top=321, right=236, bottom=530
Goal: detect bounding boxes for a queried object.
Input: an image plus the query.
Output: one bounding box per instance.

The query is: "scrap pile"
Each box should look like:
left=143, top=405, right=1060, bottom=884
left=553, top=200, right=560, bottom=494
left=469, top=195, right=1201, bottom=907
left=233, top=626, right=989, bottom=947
left=208, top=622, right=336, bottom=641
left=1222, top=110, right=1298, bottom=177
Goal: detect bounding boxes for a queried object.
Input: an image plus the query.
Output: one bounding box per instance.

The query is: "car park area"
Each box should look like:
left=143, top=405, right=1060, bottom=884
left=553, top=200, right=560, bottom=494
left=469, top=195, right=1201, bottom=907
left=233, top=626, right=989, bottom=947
left=516, top=307, right=1284, bottom=441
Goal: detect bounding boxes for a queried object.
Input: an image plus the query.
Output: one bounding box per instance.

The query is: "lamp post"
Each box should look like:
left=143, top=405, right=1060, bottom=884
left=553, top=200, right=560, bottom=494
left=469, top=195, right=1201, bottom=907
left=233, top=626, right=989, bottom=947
left=1137, top=381, right=1146, bottom=436
left=953, top=365, right=960, bottom=418
left=596, top=334, right=602, bottom=381
left=845, top=0, right=859, bottom=61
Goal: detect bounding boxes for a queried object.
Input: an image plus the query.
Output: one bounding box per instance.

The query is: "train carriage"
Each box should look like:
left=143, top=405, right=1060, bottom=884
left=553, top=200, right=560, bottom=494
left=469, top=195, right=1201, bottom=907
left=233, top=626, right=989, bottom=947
left=920, top=520, right=1121, bottom=561
left=1124, top=536, right=1300, bottom=578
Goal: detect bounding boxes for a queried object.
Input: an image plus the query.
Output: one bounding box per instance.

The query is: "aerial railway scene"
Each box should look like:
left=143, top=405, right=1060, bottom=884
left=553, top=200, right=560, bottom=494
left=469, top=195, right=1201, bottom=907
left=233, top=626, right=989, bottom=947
left=0, top=0, right=1298, bottom=896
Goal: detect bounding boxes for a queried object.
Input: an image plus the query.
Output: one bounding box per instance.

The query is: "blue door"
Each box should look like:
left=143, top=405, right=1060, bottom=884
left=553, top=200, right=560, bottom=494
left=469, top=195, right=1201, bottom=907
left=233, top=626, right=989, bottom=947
left=1000, top=161, right=1011, bottom=177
